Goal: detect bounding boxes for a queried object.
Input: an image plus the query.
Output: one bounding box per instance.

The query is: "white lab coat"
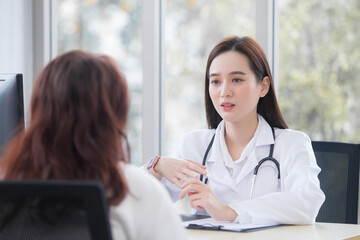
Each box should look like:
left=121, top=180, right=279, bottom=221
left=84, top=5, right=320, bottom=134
left=163, top=115, right=325, bottom=224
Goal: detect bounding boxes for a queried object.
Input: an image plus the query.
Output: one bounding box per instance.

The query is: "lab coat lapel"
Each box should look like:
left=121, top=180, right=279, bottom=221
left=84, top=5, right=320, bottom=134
left=235, top=116, right=275, bottom=184
left=207, top=143, right=238, bottom=193
left=255, top=116, right=275, bottom=147
left=236, top=150, right=257, bottom=184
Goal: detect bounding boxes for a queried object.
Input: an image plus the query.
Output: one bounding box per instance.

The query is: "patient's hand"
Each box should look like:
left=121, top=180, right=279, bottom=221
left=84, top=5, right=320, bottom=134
left=154, top=157, right=207, bottom=188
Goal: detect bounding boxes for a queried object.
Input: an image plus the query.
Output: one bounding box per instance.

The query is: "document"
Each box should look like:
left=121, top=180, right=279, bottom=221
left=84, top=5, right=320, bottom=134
left=182, top=215, right=280, bottom=232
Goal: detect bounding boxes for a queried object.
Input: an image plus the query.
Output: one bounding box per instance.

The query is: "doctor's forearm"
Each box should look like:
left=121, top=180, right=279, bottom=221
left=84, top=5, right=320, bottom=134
left=229, top=190, right=324, bottom=224
left=208, top=204, right=238, bottom=222
left=222, top=205, right=238, bottom=222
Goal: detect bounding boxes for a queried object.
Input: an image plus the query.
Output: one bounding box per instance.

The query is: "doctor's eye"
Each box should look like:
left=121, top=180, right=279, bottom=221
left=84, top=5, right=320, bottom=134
left=233, top=78, right=244, bottom=83
left=210, top=80, right=220, bottom=85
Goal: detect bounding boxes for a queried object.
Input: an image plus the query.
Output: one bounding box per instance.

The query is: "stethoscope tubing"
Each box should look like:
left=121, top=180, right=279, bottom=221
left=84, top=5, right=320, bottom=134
left=200, top=126, right=281, bottom=199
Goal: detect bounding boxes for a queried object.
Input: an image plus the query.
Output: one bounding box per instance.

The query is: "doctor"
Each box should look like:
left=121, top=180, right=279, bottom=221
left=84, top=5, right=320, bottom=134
left=146, top=36, right=325, bottom=224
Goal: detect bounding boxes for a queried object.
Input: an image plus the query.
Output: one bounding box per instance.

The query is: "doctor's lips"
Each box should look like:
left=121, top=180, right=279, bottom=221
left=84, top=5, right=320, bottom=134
left=220, top=102, right=235, bottom=111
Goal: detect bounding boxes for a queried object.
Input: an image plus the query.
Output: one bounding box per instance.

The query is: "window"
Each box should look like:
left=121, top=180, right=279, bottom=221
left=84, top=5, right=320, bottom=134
left=278, top=0, right=360, bottom=142
left=163, top=0, right=256, bottom=155
left=56, top=0, right=143, bottom=164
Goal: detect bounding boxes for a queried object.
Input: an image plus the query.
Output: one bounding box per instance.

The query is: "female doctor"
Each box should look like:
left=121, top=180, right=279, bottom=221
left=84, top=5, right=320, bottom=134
left=146, top=36, right=325, bottom=224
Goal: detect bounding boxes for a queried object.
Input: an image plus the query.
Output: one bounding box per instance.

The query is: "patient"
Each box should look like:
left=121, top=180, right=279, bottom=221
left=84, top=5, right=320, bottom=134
left=0, top=51, right=187, bottom=240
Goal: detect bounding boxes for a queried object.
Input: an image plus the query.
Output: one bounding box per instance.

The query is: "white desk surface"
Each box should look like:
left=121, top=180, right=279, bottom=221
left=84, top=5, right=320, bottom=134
left=175, top=198, right=360, bottom=240
left=186, top=222, right=360, bottom=240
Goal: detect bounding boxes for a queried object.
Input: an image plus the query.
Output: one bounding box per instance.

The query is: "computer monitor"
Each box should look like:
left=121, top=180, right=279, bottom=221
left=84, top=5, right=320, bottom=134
left=0, top=73, right=24, bottom=154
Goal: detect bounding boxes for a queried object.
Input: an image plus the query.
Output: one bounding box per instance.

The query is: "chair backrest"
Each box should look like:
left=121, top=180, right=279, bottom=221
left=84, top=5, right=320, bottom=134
left=312, top=141, right=360, bottom=224
left=0, top=180, right=113, bottom=240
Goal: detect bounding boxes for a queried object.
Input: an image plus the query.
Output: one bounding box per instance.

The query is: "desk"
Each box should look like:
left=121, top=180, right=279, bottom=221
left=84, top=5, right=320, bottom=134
left=174, top=198, right=360, bottom=239
left=186, top=222, right=360, bottom=240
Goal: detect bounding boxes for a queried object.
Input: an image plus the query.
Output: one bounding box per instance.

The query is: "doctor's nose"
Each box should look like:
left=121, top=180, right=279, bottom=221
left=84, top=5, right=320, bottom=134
left=220, top=84, right=233, bottom=98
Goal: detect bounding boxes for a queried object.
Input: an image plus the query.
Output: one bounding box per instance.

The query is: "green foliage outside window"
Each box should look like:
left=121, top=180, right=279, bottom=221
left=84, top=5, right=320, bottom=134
left=279, top=0, right=360, bottom=142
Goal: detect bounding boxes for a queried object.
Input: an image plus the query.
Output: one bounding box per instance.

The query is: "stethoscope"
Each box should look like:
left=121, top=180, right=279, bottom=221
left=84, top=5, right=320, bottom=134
left=199, top=126, right=280, bottom=199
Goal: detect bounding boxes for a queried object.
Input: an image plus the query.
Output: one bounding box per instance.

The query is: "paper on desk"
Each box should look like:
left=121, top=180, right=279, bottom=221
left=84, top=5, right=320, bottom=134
left=183, top=217, right=279, bottom=232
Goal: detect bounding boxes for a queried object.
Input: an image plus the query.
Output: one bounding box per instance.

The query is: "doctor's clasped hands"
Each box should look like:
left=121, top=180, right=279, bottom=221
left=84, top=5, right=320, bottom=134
left=153, top=156, right=237, bottom=221
left=179, top=178, right=238, bottom=221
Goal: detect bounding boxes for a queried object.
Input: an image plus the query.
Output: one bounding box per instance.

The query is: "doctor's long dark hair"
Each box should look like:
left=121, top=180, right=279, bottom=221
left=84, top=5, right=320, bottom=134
left=205, top=36, right=288, bottom=129
left=0, top=51, right=129, bottom=206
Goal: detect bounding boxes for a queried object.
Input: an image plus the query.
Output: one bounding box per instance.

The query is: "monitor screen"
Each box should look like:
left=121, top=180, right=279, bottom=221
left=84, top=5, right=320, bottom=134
left=0, top=73, right=24, bottom=154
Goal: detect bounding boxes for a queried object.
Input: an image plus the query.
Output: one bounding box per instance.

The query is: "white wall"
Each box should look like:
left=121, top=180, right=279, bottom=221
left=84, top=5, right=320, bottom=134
left=0, top=0, right=33, bottom=125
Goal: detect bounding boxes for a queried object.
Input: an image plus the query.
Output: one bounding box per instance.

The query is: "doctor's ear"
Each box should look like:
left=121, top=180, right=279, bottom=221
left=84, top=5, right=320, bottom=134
left=260, top=76, right=270, bottom=98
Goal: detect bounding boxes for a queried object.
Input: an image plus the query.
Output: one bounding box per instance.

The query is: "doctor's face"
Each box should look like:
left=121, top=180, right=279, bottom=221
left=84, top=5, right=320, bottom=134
left=208, top=51, right=265, bottom=125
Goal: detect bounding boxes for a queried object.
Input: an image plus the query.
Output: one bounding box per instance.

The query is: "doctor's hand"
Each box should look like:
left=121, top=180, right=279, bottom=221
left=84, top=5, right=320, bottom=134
left=154, top=157, right=207, bottom=188
left=179, top=178, right=237, bottom=222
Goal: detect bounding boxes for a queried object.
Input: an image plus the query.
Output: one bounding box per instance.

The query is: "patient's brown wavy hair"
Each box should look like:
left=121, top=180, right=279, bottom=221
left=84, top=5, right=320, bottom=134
left=0, top=50, right=130, bottom=205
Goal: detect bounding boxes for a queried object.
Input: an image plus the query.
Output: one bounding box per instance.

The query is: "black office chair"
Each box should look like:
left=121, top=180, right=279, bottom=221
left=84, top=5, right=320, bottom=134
left=312, top=141, right=360, bottom=224
left=0, top=181, right=113, bottom=240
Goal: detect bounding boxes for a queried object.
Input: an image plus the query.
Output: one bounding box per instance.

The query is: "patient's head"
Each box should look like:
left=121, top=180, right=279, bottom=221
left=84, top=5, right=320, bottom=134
left=1, top=50, right=130, bottom=205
